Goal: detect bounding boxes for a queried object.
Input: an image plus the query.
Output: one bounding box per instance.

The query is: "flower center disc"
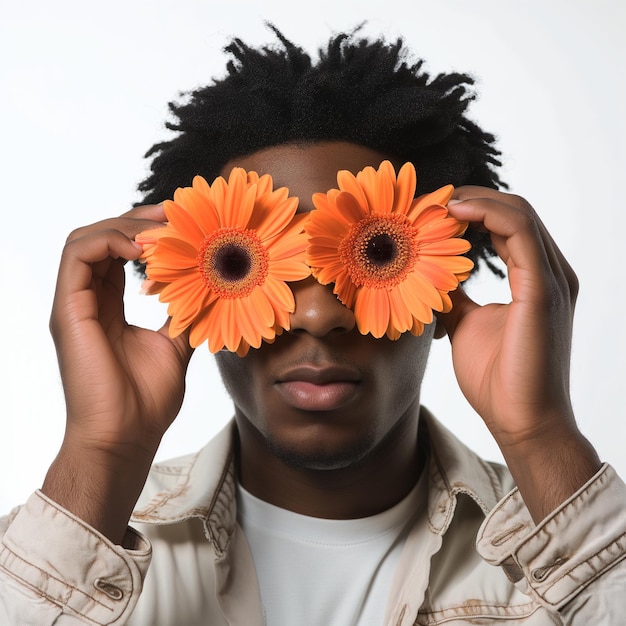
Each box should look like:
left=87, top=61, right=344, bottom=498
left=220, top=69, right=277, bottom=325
left=199, top=228, right=269, bottom=298
left=340, top=214, right=417, bottom=289
left=365, top=233, right=397, bottom=267
left=214, top=244, right=252, bottom=281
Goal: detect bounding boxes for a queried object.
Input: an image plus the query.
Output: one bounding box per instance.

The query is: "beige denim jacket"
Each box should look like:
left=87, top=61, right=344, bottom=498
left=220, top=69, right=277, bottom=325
left=1, top=411, right=624, bottom=625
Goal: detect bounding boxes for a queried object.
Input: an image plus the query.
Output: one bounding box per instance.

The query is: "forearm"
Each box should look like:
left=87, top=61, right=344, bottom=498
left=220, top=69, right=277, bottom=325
left=41, top=436, right=158, bottom=545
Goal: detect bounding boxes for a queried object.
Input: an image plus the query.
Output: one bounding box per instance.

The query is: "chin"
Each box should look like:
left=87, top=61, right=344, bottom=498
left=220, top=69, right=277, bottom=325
left=264, top=433, right=374, bottom=472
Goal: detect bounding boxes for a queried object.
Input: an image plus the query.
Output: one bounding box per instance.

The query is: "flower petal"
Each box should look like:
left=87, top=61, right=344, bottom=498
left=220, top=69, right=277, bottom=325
left=419, top=254, right=474, bottom=275
left=225, top=171, right=256, bottom=228
left=419, top=238, right=471, bottom=256
left=333, top=271, right=358, bottom=308
left=354, top=287, right=390, bottom=338
left=163, top=199, right=211, bottom=245
left=373, top=160, right=395, bottom=213
left=408, top=184, right=454, bottom=220
left=262, top=276, right=295, bottom=329
left=249, top=287, right=275, bottom=328
left=336, top=169, right=369, bottom=211
left=250, top=196, right=299, bottom=240
left=187, top=302, right=219, bottom=349
left=414, top=260, right=460, bottom=291
left=398, top=275, right=437, bottom=322
left=387, top=286, right=414, bottom=334
left=269, top=259, right=311, bottom=282
left=233, top=298, right=263, bottom=349
left=313, top=261, right=348, bottom=287
left=392, top=162, right=417, bottom=215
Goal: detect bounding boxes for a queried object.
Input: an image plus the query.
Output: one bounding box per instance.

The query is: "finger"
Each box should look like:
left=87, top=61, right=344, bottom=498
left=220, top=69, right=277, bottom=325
left=451, top=187, right=578, bottom=306
left=66, top=204, right=167, bottom=244
left=450, top=186, right=513, bottom=233
left=452, top=185, right=511, bottom=202
left=49, top=230, right=142, bottom=346
left=525, top=212, right=578, bottom=307
left=57, top=229, right=144, bottom=297
left=452, top=187, right=571, bottom=282
left=120, top=203, right=166, bottom=221
left=449, top=196, right=551, bottom=283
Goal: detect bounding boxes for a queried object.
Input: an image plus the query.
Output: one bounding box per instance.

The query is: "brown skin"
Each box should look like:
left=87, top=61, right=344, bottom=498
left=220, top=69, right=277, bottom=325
left=44, top=210, right=194, bottom=544
left=42, top=141, right=600, bottom=545
left=439, top=186, right=601, bottom=520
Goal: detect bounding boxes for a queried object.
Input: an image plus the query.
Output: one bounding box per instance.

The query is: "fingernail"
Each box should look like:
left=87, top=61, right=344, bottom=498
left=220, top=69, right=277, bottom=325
left=139, top=279, right=155, bottom=295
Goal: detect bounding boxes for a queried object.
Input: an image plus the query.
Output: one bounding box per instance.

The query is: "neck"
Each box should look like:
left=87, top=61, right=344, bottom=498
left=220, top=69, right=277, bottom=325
left=235, top=402, right=425, bottom=519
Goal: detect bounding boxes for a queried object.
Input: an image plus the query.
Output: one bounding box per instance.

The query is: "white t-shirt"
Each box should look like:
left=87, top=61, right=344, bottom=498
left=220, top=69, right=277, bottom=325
left=237, top=471, right=427, bottom=626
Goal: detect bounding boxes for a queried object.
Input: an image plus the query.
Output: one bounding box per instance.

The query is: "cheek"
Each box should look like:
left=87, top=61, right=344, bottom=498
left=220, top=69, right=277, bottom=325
left=377, top=330, right=434, bottom=401
left=214, top=352, right=259, bottom=414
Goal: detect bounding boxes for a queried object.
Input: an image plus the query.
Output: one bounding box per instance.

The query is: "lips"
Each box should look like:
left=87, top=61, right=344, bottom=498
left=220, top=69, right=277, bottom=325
left=274, top=364, right=362, bottom=412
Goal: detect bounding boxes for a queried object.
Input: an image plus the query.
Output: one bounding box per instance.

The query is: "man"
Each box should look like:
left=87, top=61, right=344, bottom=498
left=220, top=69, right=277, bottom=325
left=1, top=27, right=624, bottom=625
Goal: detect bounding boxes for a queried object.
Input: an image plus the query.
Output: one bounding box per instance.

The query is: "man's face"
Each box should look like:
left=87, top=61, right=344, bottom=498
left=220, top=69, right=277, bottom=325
left=215, top=141, right=435, bottom=471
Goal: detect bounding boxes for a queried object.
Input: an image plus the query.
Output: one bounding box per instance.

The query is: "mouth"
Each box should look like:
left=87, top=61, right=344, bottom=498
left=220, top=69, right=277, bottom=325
left=274, top=364, right=362, bottom=412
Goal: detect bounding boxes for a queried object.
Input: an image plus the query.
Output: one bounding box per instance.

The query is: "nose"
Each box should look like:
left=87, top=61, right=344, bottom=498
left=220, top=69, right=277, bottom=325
left=288, top=276, right=356, bottom=337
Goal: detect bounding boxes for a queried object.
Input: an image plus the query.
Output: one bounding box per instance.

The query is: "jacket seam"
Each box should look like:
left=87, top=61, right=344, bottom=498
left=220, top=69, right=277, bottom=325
left=204, top=446, right=236, bottom=556
left=0, top=557, right=116, bottom=624
left=131, top=457, right=198, bottom=521
left=528, top=531, right=626, bottom=606
left=415, top=599, right=540, bottom=624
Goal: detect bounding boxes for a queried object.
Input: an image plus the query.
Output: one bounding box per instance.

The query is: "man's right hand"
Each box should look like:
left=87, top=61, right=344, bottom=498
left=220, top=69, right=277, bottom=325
left=42, top=204, right=194, bottom=544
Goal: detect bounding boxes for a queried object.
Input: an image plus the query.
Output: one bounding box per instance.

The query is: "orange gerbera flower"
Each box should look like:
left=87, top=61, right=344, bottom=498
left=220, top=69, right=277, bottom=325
left=305, top=161, right=474, bottom=339
left=137, top=169, right=311, bottom=355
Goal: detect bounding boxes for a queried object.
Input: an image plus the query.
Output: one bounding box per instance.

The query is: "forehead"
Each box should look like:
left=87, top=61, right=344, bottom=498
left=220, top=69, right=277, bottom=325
left=220, top=141, right=398, bottom=210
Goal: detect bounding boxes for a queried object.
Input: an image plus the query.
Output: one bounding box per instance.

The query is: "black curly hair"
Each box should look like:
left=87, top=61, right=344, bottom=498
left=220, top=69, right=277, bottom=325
left=136, top=24, right=505, bottom=276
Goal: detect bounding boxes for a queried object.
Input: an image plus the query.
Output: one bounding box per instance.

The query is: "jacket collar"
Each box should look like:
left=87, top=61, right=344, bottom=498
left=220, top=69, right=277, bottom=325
left=421, top=408, right=506, bottom=533
left=132, top=421, right=238, bottom=554
left=131, top=410, right=506, bottom=547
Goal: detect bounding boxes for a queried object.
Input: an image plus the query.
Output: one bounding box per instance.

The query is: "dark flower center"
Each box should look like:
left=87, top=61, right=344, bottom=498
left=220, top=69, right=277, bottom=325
left=339, top=214, right=418, bottom=289
left=365, top=233, right=397, bottom=267
left=198, top=227, right=269, bottom=298
left=213, top=244, right=252, bottom=282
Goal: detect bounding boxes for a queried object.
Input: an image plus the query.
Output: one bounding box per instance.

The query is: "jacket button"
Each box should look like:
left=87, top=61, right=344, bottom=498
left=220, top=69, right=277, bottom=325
left=94, top=578, right=124, bottom=601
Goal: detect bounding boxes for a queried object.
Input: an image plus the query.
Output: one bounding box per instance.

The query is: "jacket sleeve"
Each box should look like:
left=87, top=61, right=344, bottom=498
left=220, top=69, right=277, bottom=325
left=0, top=490, right=151, bottom=625
left=476, top=463, right=626, bottom=625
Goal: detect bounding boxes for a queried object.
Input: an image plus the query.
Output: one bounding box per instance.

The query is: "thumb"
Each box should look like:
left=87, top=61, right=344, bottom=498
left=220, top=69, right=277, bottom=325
left=436, top=285, right=479, bottom=341
left=159, top=318, right=196, bottom=367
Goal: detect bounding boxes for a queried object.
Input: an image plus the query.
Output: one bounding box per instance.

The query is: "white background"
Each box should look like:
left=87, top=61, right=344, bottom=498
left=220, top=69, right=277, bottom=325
left=1, top=0, right=624, bottom=513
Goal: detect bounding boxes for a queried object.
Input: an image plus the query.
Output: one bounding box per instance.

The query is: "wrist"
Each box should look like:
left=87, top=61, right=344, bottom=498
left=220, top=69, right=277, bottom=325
left=500, top=427, right=601, bottom=523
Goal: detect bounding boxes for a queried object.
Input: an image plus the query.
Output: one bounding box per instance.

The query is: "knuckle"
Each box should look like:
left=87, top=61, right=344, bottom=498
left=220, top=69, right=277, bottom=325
left=121, top=203, right=161, bottom=219
left=503, top=192, right=532, bottom=211
left=568, top=271, right=580, bottom=303
left=514, top=204, right=539, bottom=232
left=65, top=226, right=88, bottom=244
left=65, top=220, right=115, bottom=245
left=501, top=194, right=537, bottom=225
left=48, top=313, right=59, bottom=339
left=121, top=204, right=148, bottom=217
left=60, top=236, right=80, bottom=260
left=48, top=305, right=64, bottom=341
left=547, top=272, right=578, bottom=314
